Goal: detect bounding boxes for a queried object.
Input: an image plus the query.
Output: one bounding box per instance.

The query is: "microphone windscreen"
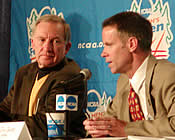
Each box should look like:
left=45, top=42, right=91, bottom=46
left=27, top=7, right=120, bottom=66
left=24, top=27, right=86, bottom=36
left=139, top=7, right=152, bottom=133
left=80, top=69, right=92, bottom=80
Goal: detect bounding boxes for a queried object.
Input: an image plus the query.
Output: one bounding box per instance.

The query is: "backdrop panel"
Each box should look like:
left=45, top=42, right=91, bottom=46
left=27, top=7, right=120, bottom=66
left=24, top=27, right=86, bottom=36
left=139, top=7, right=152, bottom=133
left=10, top=0, right=175, bottom=116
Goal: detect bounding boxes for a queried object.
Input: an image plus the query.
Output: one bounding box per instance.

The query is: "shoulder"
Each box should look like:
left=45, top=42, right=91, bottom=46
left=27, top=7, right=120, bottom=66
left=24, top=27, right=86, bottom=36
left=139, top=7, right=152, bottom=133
left=65, top=57, right=80, bottom=70
left=156, top=59, right=175, bottom=69
left=63, top=57, right=81, bottom=74
left=149, top=55, right=175, bottom=70
left=153, top=59, right=175, bottom=76
left=147, top=55, right=175, bottom=76
left=16, top=62, right=38, bottom=75
left=147, top=56, right=175, bottom=86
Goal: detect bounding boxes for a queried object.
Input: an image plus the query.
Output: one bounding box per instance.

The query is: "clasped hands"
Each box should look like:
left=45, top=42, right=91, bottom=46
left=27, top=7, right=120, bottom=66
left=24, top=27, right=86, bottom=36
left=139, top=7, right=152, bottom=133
left=83, top=116, right=127, bottom=138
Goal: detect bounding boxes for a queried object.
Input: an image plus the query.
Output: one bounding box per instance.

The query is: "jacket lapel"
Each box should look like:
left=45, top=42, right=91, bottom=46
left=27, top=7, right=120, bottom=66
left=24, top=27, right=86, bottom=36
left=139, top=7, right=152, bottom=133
left=13, top=63, right=38, bottom=115
left=118, top=75, right=130, bottom=121
left=145, top=55, right=157, bottom=119
left=36, top=58, right=68, bottom=99
left=122, top=85, right=130, bottom=121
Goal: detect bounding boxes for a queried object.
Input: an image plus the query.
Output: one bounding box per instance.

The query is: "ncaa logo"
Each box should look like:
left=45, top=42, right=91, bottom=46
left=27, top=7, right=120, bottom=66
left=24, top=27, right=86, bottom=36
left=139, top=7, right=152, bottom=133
left=87, top=91, right=99, bottom=112
left=66, top=96, right=77, bottom=110
left=130, top=0, right=173, bottom=59
left=57, top=96, right=64, bottom=109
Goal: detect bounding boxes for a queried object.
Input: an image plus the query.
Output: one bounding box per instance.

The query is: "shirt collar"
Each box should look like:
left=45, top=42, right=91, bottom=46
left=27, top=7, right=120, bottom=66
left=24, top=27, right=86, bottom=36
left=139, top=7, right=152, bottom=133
left=37, top=57, right=66, bottom=80
left=130, top=55, right=150, bottom=93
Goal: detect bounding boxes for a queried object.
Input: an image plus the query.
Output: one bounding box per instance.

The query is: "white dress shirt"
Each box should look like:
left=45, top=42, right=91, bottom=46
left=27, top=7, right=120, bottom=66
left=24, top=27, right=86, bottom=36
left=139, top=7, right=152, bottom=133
left=129, top=55, right=153, bottom=120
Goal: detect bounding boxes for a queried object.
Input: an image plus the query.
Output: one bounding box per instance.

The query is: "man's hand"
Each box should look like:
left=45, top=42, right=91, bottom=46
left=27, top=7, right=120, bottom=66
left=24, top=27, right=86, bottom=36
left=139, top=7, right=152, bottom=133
left=83, top=117, right=128, bottom=138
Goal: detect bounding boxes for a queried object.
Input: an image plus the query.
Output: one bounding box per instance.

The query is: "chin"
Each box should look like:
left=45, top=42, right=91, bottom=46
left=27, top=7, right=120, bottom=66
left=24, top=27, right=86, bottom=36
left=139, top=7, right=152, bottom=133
left=110, top=69, right=118, bottom=74
left=110, top=70, right=115, bottom=74
left=39, top=63, right=55, bottom=68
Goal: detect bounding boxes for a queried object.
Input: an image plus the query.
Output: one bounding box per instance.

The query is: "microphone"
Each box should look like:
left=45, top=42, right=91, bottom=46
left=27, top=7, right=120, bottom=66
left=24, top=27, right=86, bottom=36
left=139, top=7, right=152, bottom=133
left=60, top=69, right=91, bottom=95
left=62, top=68, right=92, bottom=85
left=46, top=69, right=91, bottom=139
left=79, top=68, right=92, bottom=80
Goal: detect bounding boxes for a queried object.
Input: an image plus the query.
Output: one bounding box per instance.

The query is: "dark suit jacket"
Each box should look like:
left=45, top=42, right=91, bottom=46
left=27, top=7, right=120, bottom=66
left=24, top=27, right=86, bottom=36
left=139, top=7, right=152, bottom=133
left=106, top=55, right=175, bottom=136
left=0, top=57, right=87, bottom=139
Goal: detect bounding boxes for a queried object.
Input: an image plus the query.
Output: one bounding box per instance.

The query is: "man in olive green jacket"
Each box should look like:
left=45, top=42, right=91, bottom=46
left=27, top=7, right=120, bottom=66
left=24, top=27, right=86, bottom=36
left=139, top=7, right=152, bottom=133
left=0, top=58, right=87, bottom=138
left=0, top=14, right=87, bottom=139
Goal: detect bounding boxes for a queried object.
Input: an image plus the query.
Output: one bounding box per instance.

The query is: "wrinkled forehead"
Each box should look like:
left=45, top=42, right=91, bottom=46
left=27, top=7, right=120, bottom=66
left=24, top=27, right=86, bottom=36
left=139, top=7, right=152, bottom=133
left=33, top=21, right=65, bottom=39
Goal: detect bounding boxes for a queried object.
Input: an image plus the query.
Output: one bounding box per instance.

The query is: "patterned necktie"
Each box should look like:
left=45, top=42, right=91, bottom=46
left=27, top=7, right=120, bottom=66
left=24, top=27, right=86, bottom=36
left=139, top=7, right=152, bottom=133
left=128, top=84, right=145, bottom=121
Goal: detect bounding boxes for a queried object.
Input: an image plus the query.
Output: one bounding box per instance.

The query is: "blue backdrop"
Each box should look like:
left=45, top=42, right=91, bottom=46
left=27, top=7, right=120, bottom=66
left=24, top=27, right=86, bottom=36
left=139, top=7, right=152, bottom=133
left=10, top=0, right=175, bottom=117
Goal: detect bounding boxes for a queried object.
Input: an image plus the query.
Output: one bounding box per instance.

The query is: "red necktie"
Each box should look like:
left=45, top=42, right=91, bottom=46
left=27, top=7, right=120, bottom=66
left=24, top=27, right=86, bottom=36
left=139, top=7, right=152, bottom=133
left=128, top=84, right=145, bottom=121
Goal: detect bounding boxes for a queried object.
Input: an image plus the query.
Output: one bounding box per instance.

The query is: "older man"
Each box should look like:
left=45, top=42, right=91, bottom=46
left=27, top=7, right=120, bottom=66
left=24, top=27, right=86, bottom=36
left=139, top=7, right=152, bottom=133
left=0, top=14, right=87, bottom=139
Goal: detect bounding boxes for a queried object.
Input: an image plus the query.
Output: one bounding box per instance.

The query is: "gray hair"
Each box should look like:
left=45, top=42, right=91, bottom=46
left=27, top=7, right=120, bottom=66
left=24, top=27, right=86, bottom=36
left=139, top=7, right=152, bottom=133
left=32, top=14, right=71, bottom=43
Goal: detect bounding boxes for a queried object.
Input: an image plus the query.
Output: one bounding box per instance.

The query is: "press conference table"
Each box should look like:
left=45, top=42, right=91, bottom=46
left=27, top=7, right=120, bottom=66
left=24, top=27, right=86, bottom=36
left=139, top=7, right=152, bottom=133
left=79, top=136, right=175, bottom=140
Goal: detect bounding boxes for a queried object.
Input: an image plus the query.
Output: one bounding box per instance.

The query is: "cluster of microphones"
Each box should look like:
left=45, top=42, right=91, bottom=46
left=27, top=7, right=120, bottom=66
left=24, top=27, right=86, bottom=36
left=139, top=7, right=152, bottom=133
left=47, top=69, right=91, bottom=139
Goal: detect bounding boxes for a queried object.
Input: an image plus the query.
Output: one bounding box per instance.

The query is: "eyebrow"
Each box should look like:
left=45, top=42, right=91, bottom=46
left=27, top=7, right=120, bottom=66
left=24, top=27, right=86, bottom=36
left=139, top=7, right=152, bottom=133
left=104, top=42, right=112, bottom=46
left=35, top=36, right=64, bottom=40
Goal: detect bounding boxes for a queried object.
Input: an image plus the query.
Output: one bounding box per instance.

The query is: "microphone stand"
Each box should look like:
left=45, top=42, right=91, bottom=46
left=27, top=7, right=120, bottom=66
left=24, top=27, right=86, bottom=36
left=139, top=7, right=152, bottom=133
left=48, top=112, right=77, bottom=140
left=48, top=83, right=77, bottom=140
left=64, top=110, right=69, bottom=137
left=48, top=71, right=89, bottom=140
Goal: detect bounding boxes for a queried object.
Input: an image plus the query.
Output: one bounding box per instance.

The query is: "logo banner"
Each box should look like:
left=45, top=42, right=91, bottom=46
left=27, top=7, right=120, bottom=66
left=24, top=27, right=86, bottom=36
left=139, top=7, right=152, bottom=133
left=10, top=0, right=175, bottom=115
